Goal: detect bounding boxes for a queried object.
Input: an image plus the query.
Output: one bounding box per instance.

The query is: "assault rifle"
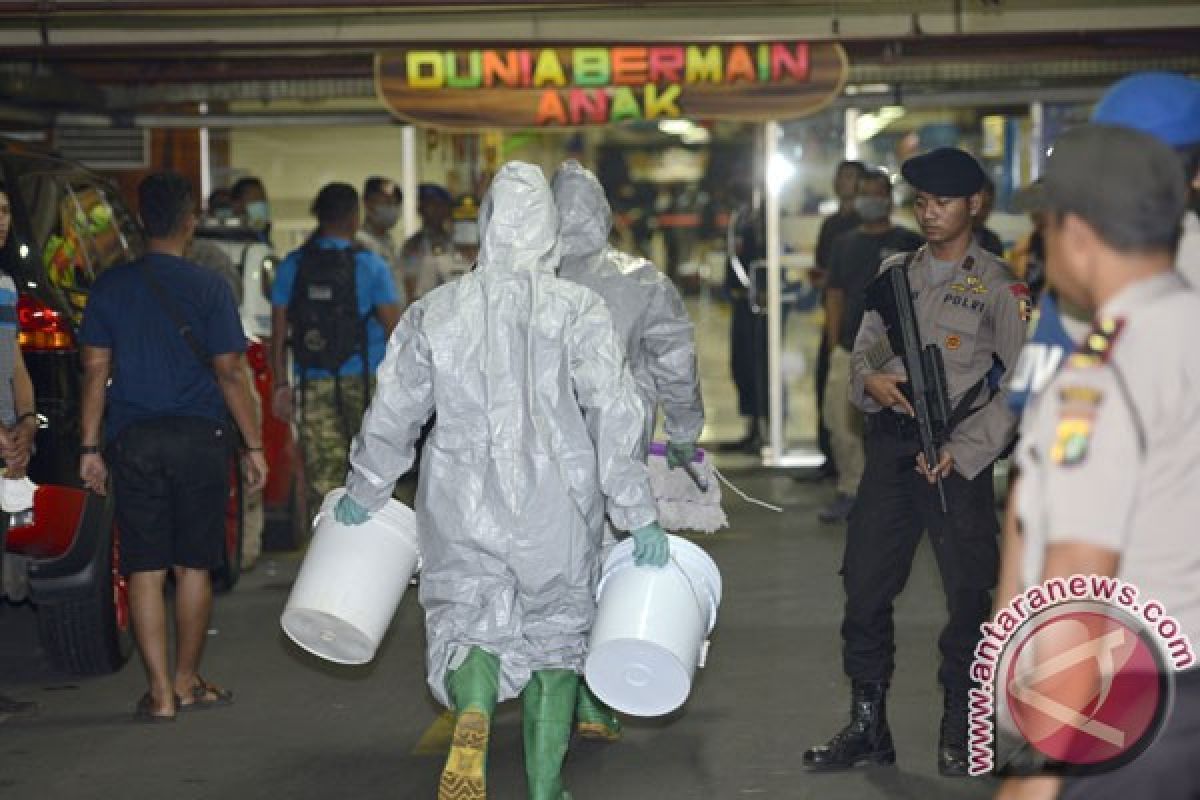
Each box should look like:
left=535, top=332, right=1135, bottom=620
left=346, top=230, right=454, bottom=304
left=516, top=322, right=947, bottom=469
left=864, top=260, right=951, bottom=512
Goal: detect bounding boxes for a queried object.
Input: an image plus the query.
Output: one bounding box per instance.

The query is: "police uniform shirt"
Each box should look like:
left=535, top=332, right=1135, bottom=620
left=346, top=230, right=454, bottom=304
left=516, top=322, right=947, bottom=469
left=850, top=239, right=1029, bottom=479
left=1014, top=271, right=1200, bottom=644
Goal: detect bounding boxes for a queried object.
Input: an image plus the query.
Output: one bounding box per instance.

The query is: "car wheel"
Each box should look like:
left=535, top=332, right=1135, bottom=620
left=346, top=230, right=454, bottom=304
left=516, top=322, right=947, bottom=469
left=212, top=455, right=244, bottom=592
left=37, top=508, right=133, bottom=676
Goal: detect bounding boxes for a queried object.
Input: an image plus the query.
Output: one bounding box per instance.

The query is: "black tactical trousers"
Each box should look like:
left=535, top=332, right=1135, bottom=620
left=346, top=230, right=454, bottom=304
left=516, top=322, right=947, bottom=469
left=840, top=421, right=1000, bottom=691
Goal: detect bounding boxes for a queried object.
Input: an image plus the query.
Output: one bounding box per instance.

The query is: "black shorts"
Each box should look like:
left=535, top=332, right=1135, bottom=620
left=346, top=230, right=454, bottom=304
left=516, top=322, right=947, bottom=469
left=109, top=416, right=232, bottom=576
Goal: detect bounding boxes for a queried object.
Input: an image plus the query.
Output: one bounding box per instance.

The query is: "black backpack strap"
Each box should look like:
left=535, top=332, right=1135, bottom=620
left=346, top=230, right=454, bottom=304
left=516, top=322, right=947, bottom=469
left=137, top=259, right=212, bottom=372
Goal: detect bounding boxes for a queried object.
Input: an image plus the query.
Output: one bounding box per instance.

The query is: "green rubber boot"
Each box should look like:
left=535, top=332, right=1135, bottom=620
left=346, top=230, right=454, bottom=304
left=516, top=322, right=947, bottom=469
left=522, top=669, right=579, bottom=800
left=574, top=683, right=621, bottom=742
left=439, top=647, right=501, bottom=800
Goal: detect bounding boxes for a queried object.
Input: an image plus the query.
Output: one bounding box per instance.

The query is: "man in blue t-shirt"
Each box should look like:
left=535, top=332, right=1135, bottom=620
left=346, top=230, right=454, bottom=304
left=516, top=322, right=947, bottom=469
left=269, top=182, right=401, bottom=516
left=79, top=172, right=266, bottom=721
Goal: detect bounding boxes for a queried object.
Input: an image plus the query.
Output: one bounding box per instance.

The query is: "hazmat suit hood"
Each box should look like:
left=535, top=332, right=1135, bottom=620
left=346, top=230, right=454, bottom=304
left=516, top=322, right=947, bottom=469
left=550, top=161, right=705, bottom=451
left=551, top=159, right=612, bottom=268
left=477, top=161, right=560, bottom=275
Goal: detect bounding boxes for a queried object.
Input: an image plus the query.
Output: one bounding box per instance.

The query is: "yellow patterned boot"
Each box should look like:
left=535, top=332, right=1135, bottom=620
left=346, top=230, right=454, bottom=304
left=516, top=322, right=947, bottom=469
left=439, top=647, right=500, bottom=800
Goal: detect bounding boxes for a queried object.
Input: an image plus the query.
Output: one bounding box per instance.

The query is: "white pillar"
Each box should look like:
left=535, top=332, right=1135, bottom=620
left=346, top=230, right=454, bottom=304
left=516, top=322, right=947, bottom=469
left=764, top=120, right=785, bottom=465
left=844, top=108, right=860, bottom=162
left=402, top=124, right=419, bottom=238
left=1029, top=101, right=1045, bottom=181
left=198, top=102, right=211, bottom=205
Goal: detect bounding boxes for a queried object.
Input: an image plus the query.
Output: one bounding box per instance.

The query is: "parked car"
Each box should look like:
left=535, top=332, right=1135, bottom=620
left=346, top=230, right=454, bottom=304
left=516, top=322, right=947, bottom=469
left=0, top=145, right=295, bottom=675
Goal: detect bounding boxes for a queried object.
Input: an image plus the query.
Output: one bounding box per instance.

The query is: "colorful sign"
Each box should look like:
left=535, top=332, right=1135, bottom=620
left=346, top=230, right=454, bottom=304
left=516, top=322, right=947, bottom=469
left=376, top=42, right=848, bottom=128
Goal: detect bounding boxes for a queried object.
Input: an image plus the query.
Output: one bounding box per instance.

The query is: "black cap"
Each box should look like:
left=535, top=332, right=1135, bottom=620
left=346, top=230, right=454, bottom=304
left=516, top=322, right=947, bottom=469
left=901, top=147, right=988, bottom=197
left=363, top=176, right=402, bottom=203
left=1044, top=124, right=1187, bottom=252
left=418, top=183, right=452, bottom=205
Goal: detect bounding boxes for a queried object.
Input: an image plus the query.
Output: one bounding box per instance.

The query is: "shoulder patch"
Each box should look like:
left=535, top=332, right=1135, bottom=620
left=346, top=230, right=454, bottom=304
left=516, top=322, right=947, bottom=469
left=1068, top=317, right=1124, bottom=368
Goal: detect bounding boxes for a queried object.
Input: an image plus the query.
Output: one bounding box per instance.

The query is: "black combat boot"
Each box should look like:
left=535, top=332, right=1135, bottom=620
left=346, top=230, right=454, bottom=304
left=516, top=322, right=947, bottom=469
left=938, top=688, right=970, bottom=776
left=802, top=681, right=896, bottom=771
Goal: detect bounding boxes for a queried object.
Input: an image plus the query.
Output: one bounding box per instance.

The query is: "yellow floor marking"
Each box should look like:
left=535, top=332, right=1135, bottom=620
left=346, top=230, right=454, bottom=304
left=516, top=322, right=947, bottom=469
left=412, top=709, right=456, bottom=756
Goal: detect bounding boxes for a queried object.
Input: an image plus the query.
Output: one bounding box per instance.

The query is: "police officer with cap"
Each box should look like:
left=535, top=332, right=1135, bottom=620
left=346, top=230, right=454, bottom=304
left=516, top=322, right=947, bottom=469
left=997, top=124, right=1200, bottom=800
left=804, top=147, right=1027, bottom=776
left=403, top=183, right=470, bottom=301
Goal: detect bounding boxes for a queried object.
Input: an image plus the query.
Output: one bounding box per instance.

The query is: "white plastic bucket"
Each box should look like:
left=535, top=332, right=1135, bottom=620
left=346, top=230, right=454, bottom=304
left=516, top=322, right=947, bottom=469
left=585, top=534, right=721, bottom=717
left=281, top=489, right=419, bottom=665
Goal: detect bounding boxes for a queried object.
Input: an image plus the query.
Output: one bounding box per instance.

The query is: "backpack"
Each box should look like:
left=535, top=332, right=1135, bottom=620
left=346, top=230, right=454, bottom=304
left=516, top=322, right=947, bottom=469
left=286, top=243, right=368, bottom=377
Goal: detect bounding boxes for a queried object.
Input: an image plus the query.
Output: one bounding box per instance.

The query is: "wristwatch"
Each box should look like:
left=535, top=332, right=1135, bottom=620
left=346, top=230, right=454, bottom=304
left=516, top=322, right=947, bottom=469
left=81, top=444, right=101, bottom=455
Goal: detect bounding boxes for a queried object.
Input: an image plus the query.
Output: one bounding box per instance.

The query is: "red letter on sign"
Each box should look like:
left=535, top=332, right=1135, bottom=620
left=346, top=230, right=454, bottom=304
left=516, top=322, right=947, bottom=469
left=536, top=90, right=569, bottom=125
left=771, top=43, right=810, bottom=81
left=483, top=50, right=521, bottom=88
left=568, top=88, right=610, bottom=125
left=648, top=47, right=685, bottom=84
left=611, top=47, right=649, bottom=86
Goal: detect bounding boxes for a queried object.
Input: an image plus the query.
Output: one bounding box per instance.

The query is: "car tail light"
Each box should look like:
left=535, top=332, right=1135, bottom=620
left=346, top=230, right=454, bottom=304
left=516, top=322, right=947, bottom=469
left=18, top=294, right=75, bottom=352
left=246, top=339, right=268, bottom=373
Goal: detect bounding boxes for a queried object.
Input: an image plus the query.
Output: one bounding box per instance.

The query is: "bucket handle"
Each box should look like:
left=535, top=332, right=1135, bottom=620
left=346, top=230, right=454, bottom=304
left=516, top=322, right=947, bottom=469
left=669, top=551, right=714, bottom=634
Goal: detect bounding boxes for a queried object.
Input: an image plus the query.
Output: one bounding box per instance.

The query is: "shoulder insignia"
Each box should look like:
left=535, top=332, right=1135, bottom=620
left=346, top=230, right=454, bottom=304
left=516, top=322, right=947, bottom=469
left=1067, top=317, right=1124, bottom=368
left=1007, top=283, right=1032, bottom=322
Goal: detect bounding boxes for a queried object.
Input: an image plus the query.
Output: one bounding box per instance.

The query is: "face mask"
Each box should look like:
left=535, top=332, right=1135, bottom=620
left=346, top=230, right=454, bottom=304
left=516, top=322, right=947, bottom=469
left=245, top=200, right=270, bottom=228
left=368, top=205, right=400, bottom=231
left=855, top=196, right=891, bottom=223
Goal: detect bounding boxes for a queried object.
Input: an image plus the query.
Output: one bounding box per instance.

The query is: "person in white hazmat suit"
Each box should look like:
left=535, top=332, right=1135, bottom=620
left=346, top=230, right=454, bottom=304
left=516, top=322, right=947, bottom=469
left=550, top=160, right=705, bottom=741
left=333, top=161, right=670, bottom=800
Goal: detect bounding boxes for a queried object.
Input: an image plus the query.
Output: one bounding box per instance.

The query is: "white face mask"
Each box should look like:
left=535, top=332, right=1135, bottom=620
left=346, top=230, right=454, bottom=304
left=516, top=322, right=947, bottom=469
left=367, top=205, right=400, bottom=231
left=855, top=195, right=891, bottom=223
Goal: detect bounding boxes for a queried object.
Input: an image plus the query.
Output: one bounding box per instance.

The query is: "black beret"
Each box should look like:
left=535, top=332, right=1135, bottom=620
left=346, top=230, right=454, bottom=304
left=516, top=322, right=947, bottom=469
left=900, top=147, right=988, bottom=197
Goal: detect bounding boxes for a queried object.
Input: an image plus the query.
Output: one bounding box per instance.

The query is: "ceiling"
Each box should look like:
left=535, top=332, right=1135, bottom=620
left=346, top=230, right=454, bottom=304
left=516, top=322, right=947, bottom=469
left=0, top=2, right=1197, bottom=126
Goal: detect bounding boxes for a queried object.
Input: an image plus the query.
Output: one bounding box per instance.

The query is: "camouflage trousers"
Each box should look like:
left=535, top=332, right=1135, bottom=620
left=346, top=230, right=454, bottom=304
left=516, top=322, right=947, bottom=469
left=296, top=376, right=370, bottom=516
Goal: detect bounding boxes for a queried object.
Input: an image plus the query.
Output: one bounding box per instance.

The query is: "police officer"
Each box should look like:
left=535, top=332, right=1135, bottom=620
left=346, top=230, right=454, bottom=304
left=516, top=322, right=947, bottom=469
left=997, top=125, right=1200, bottom=800
left=803, top=147, right=1027, bottom=776
left=404, top=184, right=470, bottom=301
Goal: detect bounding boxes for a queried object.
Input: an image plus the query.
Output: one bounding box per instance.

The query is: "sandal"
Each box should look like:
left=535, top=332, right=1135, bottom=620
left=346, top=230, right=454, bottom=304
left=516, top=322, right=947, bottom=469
left=132, top=691, right=177, bottom=724
left=178, top=676, right=233, bottom=711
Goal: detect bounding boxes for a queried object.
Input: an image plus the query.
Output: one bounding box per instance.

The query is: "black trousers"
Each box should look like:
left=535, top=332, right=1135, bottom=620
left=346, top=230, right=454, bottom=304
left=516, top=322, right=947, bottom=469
left=730, top=296, right=768, bottom=419
left=841, top=424, right=999, bottom=691
left=1060, top=668, right=1200, bottom=799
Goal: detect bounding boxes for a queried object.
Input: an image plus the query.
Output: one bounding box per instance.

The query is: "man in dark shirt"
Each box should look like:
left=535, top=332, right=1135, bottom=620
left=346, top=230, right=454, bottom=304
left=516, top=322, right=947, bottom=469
left=80, top=172, right=266, bottom=722
left=804, top=160, right=867, bottom=479
left=819, top=169, right=923, bottom=522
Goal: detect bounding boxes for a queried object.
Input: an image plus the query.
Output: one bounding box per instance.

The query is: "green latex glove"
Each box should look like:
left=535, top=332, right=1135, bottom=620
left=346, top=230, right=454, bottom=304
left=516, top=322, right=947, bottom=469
left=666, top=440, right=698, bottom=469
left=631, top=522, right=669, bottom=568
left=334, top=493, right=371, bottom=526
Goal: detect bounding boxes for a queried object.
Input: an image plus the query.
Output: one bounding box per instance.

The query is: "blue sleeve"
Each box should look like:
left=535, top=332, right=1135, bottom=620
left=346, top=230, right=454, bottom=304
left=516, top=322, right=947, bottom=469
left=205, top=277, right=247, bottom=356
left=79, top=279, right=114, bottom=348
left=362, top=251, right=398, bottom=306
left=270, top=251, right=300, bottom=307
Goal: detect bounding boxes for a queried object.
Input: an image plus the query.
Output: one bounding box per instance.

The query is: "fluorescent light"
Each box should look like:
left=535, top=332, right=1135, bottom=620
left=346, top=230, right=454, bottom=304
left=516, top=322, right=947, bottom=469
left=658, top=119, right=694, bottom=136
left=767, top=152, right=796, bottom=197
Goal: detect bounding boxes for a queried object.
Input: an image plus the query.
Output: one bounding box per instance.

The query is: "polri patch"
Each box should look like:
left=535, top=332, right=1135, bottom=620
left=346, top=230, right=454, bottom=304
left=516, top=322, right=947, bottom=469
left=1051, top=416, right=1093, bottom=467
left=945, top=334, right=962, bottom=351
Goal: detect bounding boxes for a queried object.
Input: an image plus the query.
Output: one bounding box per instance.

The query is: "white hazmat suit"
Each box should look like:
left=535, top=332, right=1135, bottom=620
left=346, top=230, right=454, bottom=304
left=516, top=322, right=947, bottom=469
left=550, top=160, right=705, bottom=453
left=344, top=162, right=657, bottom=707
